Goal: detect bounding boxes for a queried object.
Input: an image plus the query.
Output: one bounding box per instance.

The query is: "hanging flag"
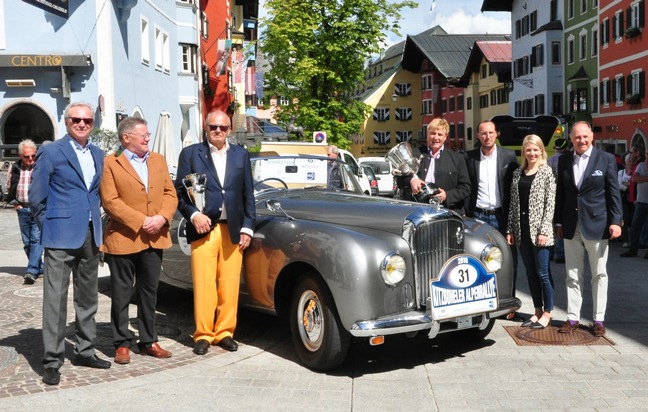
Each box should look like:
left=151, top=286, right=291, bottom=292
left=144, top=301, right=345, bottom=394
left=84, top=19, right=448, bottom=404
left=245, top=64, right=256, bottom=96
left=429, top=0, right=436, bottom=13
left=233, top=50, right=245, bottom=83
left=215, top=39, right=232, bottom=76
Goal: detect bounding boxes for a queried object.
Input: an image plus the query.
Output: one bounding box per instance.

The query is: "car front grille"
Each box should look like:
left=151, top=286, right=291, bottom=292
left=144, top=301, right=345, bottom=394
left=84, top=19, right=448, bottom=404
left=409, top=218, right=464, bottom=307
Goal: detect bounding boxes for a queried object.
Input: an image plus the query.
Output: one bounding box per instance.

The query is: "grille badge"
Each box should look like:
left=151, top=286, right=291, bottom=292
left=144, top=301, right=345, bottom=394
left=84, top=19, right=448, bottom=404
left=455, top=227, right=463, bottom=245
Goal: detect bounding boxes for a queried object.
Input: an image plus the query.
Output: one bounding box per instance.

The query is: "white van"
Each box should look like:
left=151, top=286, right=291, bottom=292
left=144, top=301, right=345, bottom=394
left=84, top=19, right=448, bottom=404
left=358, top=157, right=395, bottom=196
left=337, top=149, right=372, bottom=196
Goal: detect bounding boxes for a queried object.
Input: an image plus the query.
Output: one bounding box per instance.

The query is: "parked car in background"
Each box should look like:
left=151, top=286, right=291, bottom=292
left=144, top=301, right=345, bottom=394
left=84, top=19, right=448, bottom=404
left=361, top=164, right=379, bottom=196
left=337, top=148, right=372, bottom=196
left=163, top=155, right=520, bottom=371
left=358, top=157, right=395, bottom=196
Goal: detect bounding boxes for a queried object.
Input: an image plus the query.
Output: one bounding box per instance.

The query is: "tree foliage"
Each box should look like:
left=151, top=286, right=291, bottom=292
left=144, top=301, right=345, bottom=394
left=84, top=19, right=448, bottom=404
left=260, top=0, right=416, bottom=149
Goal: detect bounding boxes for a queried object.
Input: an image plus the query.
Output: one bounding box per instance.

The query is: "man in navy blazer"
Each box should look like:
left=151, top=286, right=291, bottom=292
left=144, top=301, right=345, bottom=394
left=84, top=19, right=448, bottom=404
left=30, top=102, right=111, bottom=386
left=175, top=109, right=255, bottom=355
left=555, top=121, right=622, bottom=337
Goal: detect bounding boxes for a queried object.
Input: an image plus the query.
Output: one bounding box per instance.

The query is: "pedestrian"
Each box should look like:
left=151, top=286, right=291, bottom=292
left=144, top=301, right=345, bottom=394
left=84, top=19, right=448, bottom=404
left=100, top=116, right=178, bottom=365
left=547, top=138, right=569, bottom=263
left=29, top=102, right=111, bottom=386
left=465, top=120, right=520, bottom=320
left=396, top=117, right=471, bottom=212
left=506, top=135, right=556, bottom=329
left=618, top=153, right=636, bottom=247
left=554, top=121, right=622, bottom=337
left=620, top=148, right=648, bottom=259
left=175, top=109, right=255, bottom=355
left=7, top=139, right=44, bottom=284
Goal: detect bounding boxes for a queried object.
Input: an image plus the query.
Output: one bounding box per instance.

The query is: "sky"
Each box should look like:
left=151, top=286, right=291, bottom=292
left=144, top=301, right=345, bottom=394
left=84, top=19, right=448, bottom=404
left=258, top=0, right=511, bottom=48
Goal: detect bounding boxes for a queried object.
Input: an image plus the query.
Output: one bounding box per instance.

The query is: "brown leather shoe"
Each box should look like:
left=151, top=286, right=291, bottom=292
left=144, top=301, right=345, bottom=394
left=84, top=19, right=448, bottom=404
left=114, top=347, right=130, bottom=364
left=141, top=342, right=172, bottom=358
left=558, top=320, right=579, bottom=333
left=592, top=322, right=606, bottom=337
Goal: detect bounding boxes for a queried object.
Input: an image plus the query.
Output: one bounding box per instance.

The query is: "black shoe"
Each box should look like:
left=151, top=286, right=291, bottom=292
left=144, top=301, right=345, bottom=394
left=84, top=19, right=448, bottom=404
left=521, top=319, right=535, bottom=327
left=217, top=336, right=238, bottom=352
left=193, top=339, right=210, bottom=355
left=530, top=322, right=546, bottom=329
left=42, top=368, right=60, bottom=385
left=23, top=273, right=36, bottom=284
left=74, top=355, right=111, bottom=369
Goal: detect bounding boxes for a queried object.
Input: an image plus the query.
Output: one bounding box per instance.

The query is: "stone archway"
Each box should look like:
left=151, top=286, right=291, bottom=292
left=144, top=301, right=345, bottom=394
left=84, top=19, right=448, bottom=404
left=631, top=128, right=647, bottom=152
left=1, top=102, right=54, bottom=158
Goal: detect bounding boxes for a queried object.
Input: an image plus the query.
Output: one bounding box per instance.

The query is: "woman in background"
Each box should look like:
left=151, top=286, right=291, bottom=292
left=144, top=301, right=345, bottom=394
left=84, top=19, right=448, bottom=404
left=507, top=134, right=556, bottom=329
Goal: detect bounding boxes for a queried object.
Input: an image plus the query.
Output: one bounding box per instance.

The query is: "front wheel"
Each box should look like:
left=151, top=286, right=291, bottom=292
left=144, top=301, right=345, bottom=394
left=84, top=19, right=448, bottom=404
left=290, top=275, right=350, bottom=371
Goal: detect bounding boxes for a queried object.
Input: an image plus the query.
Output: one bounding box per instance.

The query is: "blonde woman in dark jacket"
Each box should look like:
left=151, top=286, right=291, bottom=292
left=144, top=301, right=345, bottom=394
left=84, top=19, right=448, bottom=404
left=506, top=134, right=556, bottom=329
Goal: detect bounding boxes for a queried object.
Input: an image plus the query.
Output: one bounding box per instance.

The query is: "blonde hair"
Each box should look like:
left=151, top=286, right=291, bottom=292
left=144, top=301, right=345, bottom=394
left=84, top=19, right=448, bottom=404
left=426, top=118, right=449, bottom=134
left=521, top=134, right=547, bottom=170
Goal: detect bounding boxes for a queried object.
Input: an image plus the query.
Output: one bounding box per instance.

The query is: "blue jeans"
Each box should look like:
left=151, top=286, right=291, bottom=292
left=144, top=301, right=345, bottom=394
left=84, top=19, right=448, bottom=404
left=518, top=238, right=554, bottom=311
left=629, top=202, right=648, bottom=253
left=474, top=210, right=519, bottom=293
left=17, top=207, right=44, bottom=275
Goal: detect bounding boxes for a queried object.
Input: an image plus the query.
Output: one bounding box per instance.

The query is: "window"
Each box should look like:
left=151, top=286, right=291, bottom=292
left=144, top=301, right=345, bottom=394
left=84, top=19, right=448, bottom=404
left=180, top=44, right=198, bottom=74
left=570, top=88, right=587, bottom=112
left=449, top=124, right=456, bottom=139
left=458, top=123, right=465, bottom=139
left=535, top=94, right=545, bottom=115
left=568, top=0, right=574, bottom=19
left=441, top=99, right=447, bottom=113
left=394, top=83, right=412, bottom=97
left=154, top=27, right=170, bottom=73
left=422, top=75, right=433, bottom=90
left=614, top=75, right=625, bottom=103
left=551, top=42, right=561, bottom=64
left=467, top=127, right=473, bottom=141
left=396, top=131, right=413, bottom=143
left=552, top=93, right=563, bottom=115
left=601, top=19, right=609, bottom=46
left=532, top=44, right=544, bottom=67
left=201, top=11, right=209, bottom=40
left=593, top=0, right=598, bottom=8
left=449, top=96, right=455, bottom=112
left=579, top=33, right=587, bottom=60
left=581, top=0, right=587, bottom=13
left=141, top=18, right=150, bottom=65
left=373, top=131, right=390, bottom=145
left=497, top=88, right=510, bottom=104
left=592, top=85, right=599, bottom=113
left=613, top=11, right=623, bottom=40
left=551, top=0, right=558, bottom=21
left=479, top=94, right=489, bottom=108
left=373, top=107, right=390, bottom=121
left=490, top=90, right=497, bottom=106
left=567, top=38, right=575, bottom=64
left=530, top=11, right=538, bottom=31
left=481, top=64, right=487, bottom=79
left=592, top=27, right=598, bottom=56
left=466, top=97, right=472, bottom=110
left=395, top=107, right=413, bottom=121
left=522, top=15, right=529, bottom=36
left=178, top=0, right=196, bottom=4
left=630, top=1, right=643, bottom=29
left=627, top=70, right=645, bottom=98
left=601, top=79, right=610, bottom=105
left=422, top=100, right=433, bottom=115
left=515, top=20, right=521, bottom=39
left=457, top=94, right=464, bottom=111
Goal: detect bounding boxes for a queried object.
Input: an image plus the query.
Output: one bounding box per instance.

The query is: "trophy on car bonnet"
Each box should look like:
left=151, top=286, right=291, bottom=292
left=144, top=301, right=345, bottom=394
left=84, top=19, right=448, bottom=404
left=384, top=142, right=441, bottom=205
left=182, top=173, right=207, bottom=212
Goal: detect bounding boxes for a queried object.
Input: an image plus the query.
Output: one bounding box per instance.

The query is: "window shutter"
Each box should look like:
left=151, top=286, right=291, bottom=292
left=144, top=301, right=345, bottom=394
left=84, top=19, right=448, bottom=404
left=641, top=71, right=646, bottom=98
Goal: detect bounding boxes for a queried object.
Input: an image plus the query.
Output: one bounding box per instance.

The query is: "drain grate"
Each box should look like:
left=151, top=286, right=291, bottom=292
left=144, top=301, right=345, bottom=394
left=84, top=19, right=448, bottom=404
left=504, top=325, right=615, bottom=346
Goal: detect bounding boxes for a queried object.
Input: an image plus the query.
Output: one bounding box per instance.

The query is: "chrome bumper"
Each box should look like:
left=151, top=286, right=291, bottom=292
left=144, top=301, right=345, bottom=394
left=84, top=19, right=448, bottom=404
left=349, top=297, right=521, bottom=338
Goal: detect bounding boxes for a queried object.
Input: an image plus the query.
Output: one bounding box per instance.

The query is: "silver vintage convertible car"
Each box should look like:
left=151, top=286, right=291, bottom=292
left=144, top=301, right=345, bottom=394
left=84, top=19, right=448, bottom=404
left=160, top=154, right=521, bottom=370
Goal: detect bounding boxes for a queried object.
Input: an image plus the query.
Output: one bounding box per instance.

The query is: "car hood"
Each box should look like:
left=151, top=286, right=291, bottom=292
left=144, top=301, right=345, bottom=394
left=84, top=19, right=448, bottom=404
left=257, top=190, right=456, bottom=234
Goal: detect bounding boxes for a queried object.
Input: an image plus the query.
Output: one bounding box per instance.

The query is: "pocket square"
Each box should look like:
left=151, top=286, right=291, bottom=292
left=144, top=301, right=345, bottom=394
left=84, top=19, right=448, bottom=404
left=592, top=170, right=603, bottom=176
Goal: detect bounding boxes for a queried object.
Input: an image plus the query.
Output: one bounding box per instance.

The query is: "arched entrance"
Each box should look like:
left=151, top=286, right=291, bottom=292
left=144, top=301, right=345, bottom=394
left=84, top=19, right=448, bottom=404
left=1, top=103, right=54, bottom=158
left=631, top=129, right=647, bottom=153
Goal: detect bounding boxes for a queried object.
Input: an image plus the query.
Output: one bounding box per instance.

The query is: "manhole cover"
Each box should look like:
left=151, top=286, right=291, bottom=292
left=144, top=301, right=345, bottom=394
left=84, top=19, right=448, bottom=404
left=504, top=326, right=615, bottom=346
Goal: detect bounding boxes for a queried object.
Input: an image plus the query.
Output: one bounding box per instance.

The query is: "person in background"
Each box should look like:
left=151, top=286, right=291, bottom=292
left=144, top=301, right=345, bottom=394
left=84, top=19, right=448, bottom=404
left=30, top=102, right=110, bottom=386
left=618, top=154, right=636, bottom=247
left=547, top=138, right=569, bottom=263
left=554, top=121, right=622, bottom=337
left=506, top=135, right=556, bottom=329
left=396, top=117, right=471, bottom=213
left=175, top=109, right=255, bottom=355
left=100, top=117, right=178, bottom=365
left=620, top=148, right=648, bottom=259
left=7, top=139, right=43, bottom=284
left=465, top=120, right=519, bottom=320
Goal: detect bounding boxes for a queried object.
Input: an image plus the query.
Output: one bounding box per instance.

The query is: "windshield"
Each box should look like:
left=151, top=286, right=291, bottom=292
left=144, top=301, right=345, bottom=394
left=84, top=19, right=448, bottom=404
left=251, top=155, right=364, bottom=194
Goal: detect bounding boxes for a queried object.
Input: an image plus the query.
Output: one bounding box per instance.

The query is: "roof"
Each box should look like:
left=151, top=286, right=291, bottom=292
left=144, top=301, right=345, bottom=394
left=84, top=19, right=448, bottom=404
left=402, top=33, right=511, bottom=80
left=458, top=40, right=512, bottom=86
left=480, top=0, right=513, bottom=12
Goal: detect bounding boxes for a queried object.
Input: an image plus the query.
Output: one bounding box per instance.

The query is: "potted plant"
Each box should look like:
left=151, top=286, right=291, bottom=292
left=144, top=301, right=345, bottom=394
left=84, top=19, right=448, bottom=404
left=625, top=26, right=641, bottom=39
left=625, top=93, right=641, bottom=105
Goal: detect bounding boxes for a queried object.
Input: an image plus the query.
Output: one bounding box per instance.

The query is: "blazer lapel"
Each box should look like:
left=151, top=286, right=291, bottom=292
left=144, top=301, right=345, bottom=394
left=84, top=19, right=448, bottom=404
left=197, top=142, right=220, bottom=187
left=60, top=135, right=86, bottom=185
left=580, top=148, right=599, bottom=189
left=115, top=152, right=145, bottom=188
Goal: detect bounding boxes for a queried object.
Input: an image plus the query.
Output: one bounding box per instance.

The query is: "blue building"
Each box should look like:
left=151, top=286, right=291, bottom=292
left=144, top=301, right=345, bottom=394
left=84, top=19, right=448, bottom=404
left=0, top=0, right=202, bottom=167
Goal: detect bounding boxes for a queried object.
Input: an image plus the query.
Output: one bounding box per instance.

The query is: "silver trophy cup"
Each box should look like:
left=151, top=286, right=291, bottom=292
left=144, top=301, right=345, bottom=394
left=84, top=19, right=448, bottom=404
left=384, top=142, right=420, bottom=176
left=182, top=173, right=207, bottom=212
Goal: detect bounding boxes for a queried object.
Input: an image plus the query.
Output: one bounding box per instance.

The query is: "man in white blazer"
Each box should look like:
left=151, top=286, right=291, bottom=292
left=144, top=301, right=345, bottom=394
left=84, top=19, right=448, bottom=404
left=554, top=121, right=622, bottom=337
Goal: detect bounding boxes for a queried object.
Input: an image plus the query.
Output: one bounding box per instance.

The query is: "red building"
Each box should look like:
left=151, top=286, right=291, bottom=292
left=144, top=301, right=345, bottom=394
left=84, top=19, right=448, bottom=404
left=595, top=0, right=647, bottom=153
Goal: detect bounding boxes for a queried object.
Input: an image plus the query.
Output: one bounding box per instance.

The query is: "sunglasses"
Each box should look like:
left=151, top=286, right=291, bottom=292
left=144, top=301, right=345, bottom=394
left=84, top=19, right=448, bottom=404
left=207, top=124, right=229, bottom=132
left=68, top=117, right=94, bottom=125
left=21, top=155, right=36, bottom=159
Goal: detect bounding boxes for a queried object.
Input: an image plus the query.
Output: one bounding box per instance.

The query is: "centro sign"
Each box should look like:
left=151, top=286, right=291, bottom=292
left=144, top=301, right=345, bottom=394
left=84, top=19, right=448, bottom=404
left=0, top=55, right=92, bottom=67
left=11, top=55, right=63, bottom=66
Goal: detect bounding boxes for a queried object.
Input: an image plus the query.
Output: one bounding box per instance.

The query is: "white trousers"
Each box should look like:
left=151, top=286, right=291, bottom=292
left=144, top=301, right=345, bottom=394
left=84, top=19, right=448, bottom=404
left=563, top=224, right=609, bottom=322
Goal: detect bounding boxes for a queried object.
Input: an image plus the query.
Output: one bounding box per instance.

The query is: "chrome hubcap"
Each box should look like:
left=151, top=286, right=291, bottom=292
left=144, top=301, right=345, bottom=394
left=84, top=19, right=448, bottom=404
left=297, top=290, right=323, bottom=352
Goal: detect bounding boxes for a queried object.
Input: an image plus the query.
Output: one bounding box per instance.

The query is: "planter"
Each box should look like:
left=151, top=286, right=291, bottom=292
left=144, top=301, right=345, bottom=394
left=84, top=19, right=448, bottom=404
left=625, top=26, right=641, bottom=39
left=626, top=93, right=641, bottom=105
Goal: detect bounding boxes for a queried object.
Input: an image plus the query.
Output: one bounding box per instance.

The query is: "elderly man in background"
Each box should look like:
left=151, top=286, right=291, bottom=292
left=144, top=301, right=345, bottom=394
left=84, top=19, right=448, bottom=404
left=7, top=139, right=44, bottom=284
left=100, top=116, right=178, bottom=365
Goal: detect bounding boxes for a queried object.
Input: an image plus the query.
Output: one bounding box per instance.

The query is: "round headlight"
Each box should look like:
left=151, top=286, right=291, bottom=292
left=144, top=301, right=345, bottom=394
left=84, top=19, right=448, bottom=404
left=481, top=245, right=503, bottom=273
left=380, top=253, right=406, bottom=286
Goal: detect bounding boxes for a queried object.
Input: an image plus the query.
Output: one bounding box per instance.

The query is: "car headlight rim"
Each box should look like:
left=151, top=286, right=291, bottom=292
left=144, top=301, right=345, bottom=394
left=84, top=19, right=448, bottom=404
left=380, top=253, right=406, bottom=287
left=481, top=244, right=503, bottom=272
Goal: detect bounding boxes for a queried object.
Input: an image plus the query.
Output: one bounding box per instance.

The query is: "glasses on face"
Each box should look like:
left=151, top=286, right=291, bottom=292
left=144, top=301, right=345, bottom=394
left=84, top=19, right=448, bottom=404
left=129, top=132, right=152, bottom=138
left=68, top=117, right=94, bottom=125
left=21, top=154, right=36, bottom=159
left=207, top=124, right=229, bottom=132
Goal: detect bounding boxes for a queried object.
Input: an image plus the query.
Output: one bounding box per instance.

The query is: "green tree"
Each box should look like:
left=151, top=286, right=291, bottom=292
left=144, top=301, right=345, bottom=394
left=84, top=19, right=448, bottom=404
left=260, top=0, right=416, bottom=149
